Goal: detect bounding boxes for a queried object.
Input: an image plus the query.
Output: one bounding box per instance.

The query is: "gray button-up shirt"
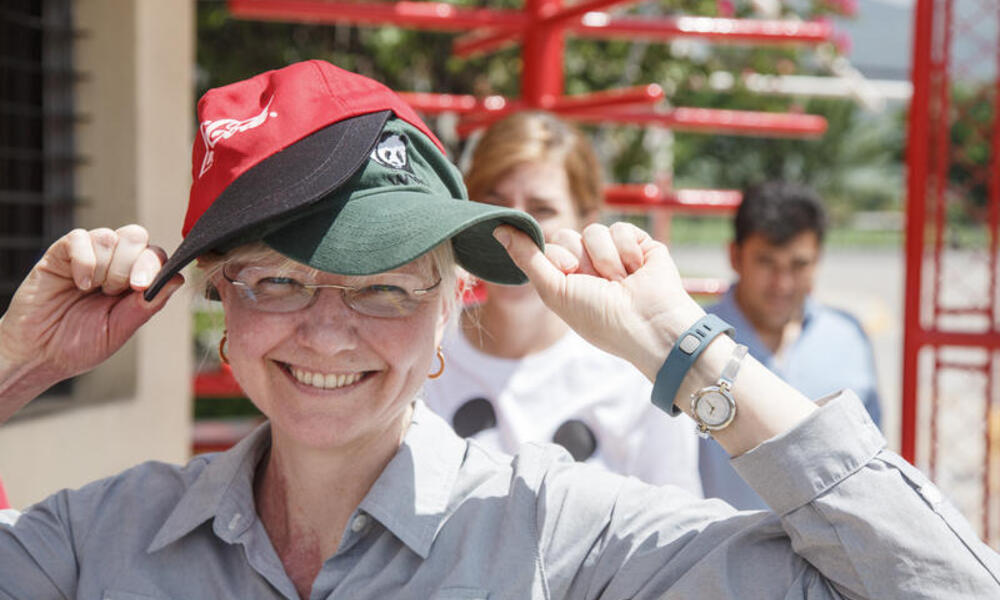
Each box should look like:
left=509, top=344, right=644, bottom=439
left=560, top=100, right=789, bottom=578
left=1, top=392, right=998, bottom=599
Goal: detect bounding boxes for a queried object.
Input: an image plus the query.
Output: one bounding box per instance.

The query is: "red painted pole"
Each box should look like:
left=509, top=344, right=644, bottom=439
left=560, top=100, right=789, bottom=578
left=984, top=14, right=1000, bottom=545
left=902, top=0, right=935, bottom=463
left=522, top=0, right=565, bottom=107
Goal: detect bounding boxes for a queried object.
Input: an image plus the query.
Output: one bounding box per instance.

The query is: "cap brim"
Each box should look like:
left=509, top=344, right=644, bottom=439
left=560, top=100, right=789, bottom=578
left=264, top=191, right=544, bottom=285
left=144, top=110, right=392, bottom=301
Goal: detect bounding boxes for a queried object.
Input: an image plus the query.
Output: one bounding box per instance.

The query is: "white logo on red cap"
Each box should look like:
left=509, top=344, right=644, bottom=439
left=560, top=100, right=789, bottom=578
left=198, top=98, right=278, bottom=178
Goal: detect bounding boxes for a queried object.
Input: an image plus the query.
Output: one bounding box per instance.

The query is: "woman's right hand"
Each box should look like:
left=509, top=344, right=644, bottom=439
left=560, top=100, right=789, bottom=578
left=494, top=221, right=704, bottom=380
left=0, top=225, right=183, bottom=420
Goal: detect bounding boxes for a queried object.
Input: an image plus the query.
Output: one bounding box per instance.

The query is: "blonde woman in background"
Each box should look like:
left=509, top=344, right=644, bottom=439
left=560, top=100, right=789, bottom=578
left=423, top=112, right=702, bottom=494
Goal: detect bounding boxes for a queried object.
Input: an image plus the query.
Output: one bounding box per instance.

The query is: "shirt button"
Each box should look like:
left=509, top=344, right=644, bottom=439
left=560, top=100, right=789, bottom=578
left=351, top=514, right=369, bottom=533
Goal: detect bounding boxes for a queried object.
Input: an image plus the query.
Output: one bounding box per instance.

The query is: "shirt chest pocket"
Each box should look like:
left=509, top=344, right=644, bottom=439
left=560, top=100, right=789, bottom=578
left=431, top=587, right=490, bottom=599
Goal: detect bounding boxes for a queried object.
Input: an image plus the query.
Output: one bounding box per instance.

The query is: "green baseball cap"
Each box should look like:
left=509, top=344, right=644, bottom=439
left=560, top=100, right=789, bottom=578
left=263, top=117, right=543, bottom=284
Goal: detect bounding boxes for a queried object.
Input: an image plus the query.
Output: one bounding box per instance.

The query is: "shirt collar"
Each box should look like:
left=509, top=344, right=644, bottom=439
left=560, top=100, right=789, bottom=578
left=147, top=401, right=467, bottom=559
left=147, top=422, right=270, bottom=553
left=801, top=294, right=820, bottom=324
left=715, top=284, right=771, bottom=359
left=716, top=283, right=818, bottom=359
left=359, top=399, right=466, bottom=559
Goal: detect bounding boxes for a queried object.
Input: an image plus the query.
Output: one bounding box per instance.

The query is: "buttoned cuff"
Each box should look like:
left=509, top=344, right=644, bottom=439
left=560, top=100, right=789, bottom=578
left=730, top=390, right=885, bottom=515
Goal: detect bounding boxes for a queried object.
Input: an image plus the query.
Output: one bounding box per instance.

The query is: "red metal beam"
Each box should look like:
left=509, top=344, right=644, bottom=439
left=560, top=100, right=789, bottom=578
left=454, top=28, right=526, bottom=57
left=564, top=106, right=827, bottom=137
left=446, top=86, right=663, bottom=135
left=398, top=92, right=510, bottom=115
left=605, top=184, right=742, bottom=213
left=570, top=15, right=833, bottom=45
left=547, top=83, right=663, bottom=110
left=228, top=0, right=527, bottom=31
left=455, top=15, right=834, bottom=57
left=453, top=0, right=639, bottom=56
left=543, top=0, right=640, bottom=25
left=194, top=365, right=244, bottom=398
left=920, top=330, right=1000, bottom=349
left=455, top=105, right=827, bottom=138
left=230, top=1, right=834, bottom=56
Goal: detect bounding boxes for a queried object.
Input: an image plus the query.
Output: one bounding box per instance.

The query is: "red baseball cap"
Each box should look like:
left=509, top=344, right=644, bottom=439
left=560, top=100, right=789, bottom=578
left=145, top=60, right=541, bottom=300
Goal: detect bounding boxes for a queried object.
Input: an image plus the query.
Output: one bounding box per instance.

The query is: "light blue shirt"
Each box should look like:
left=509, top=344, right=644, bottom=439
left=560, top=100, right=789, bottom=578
left=702, top=284, right=883, bottom=510
left=4, top=395, right=999, bottom=599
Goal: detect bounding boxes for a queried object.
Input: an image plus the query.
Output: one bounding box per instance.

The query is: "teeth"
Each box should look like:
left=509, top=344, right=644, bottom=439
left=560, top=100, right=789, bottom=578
left=290, top=367, right=362, bottom=390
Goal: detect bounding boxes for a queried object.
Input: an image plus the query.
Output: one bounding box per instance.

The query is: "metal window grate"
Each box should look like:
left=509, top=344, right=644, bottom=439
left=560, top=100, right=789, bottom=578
left=0, top=0, right=77, bottom=315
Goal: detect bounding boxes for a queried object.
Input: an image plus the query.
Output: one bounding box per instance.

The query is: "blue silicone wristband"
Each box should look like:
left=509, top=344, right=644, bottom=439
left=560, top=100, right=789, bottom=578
left=650, top=314, right=735, bottom=416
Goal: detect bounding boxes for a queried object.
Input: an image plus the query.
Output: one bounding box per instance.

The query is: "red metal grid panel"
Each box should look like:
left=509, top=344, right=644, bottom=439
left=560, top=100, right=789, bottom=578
left=903, top=0, right=1000, bottom=547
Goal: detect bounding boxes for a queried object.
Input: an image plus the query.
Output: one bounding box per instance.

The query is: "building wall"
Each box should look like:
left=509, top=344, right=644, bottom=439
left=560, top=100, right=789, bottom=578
left=0, top=0, right=195, bottom=508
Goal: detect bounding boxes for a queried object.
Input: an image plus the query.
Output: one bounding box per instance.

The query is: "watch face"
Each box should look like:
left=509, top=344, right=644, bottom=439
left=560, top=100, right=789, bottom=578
left=694, top=389, right=733, bottom=428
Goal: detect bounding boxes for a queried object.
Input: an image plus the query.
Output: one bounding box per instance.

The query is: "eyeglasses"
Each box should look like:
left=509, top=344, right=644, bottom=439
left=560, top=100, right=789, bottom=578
left=222, top=263, right=441, bottom=318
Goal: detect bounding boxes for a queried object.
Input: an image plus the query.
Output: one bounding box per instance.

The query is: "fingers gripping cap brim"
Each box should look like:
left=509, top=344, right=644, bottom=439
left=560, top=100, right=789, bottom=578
left=263, top=192, right=544, bottom=284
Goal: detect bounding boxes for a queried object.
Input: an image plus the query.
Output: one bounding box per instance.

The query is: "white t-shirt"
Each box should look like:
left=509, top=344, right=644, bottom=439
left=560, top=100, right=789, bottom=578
left=422, top=325, right=703, bottom=496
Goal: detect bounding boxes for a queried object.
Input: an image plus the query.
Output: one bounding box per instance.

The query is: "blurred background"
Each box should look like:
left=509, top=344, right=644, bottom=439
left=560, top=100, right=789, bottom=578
left=1, top=0, right=997, bottom=546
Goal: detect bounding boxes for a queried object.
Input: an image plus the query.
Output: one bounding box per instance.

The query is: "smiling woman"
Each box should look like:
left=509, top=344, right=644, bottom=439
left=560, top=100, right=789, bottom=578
left=0, top=60, right=999, bottom=600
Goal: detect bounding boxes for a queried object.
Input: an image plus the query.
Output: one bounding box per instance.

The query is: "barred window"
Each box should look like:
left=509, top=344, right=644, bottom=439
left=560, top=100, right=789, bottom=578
left=1, top=0, right=76, bottom=315
left=1, top=1, right=76, bottom=401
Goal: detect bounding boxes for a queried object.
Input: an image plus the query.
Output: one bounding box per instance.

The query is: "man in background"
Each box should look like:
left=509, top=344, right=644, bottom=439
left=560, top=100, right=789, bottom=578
left=701, top=181, right=882, bottom=510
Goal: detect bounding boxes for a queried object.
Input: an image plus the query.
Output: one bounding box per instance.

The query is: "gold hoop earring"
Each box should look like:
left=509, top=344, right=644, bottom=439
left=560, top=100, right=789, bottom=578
left=427, top=347, right=445, bottom=379
left=218, top=331, right=229, bottom=365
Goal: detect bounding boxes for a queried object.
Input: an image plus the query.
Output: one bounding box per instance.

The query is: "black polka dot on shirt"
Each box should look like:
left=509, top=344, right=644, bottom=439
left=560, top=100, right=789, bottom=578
left=553, top=419, right=597, bottom=461
left=452, top=397, right=497, bottom=438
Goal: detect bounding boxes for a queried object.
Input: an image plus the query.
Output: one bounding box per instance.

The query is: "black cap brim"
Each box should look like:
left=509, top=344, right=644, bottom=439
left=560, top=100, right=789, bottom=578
left=144, top=110, right=392, bottom=301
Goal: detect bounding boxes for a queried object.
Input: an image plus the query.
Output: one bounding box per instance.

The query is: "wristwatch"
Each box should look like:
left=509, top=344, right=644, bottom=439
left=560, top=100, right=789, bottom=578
left=691, top=344, right=747, bottom=437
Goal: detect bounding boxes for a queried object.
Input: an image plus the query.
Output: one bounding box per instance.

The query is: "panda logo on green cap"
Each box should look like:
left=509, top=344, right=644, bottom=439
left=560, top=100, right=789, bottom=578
left=371, top=131, right=411, bottom=172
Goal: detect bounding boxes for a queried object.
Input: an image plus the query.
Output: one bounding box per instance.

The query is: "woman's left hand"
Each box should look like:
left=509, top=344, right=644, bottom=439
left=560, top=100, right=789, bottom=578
left=494, top=222, right=704, bottom=380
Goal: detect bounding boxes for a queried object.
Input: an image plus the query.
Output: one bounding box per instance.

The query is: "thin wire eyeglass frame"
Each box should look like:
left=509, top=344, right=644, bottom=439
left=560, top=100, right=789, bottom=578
left=221, top=263, right=442, bottom=317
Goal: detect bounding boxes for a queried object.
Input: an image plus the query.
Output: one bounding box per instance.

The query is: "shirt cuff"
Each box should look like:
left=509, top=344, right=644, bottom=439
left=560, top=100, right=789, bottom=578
left=730, top=390, right=885, bottom=515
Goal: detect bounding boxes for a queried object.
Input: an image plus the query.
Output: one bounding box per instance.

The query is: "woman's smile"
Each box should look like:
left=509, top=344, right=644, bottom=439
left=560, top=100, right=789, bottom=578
left=279, top=361, right=374, bottom=392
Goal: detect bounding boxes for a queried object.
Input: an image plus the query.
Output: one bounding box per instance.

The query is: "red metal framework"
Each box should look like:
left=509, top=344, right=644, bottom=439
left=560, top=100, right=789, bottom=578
left=903, top=0, right=1000, bottom=546
left=228, top=0, right=831, bottom=211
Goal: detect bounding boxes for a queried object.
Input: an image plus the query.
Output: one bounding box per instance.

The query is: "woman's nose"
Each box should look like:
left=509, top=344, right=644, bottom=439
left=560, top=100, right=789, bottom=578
left=295, top=288, right=360, bottom=351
